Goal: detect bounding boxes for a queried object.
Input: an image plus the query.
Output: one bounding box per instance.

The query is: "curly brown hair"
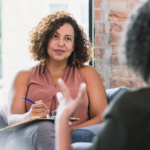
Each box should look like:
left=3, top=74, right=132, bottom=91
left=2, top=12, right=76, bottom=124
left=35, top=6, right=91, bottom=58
left=28, top=11, right=93, bottom=67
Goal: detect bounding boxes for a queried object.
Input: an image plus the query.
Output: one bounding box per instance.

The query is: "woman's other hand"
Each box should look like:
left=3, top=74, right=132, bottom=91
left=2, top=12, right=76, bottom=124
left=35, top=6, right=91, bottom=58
left=28, top=100, right=49, bottom=118
left=56, top=78, right=86, bottom=121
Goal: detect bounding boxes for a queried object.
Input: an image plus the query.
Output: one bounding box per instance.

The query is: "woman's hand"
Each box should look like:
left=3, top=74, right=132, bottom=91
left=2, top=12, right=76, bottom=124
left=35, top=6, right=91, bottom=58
left=56, top=78, right=86, bottom=121
left=28, top=100, right=49, bottom=118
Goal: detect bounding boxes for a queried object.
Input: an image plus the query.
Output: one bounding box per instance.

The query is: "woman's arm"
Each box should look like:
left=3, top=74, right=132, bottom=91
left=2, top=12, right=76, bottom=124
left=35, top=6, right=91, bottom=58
left=55, top=79, right=86, bottom=150
left=70, top=66, right=108, bottom=132
left=8, top=67, right=49, bottom=126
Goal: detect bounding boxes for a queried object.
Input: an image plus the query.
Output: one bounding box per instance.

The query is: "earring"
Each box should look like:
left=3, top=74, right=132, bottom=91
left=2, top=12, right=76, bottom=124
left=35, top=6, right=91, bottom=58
left=72, top=51, right=76, bottom=65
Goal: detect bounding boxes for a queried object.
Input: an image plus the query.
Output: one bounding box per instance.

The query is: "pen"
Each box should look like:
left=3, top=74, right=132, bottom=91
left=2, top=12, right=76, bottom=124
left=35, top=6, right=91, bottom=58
left=22, top=96, right=36, bottom=104
left=22, top=97, right=49, bottom=111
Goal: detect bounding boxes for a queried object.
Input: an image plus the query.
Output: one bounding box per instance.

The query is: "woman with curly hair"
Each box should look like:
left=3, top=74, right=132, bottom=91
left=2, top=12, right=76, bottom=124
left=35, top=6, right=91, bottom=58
left=5, top=11, right=108, bottom=150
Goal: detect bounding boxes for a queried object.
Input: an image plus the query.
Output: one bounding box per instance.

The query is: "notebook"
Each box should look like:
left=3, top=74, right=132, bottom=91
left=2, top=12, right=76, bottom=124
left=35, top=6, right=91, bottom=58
left=0, top=116, right=79, bottom=132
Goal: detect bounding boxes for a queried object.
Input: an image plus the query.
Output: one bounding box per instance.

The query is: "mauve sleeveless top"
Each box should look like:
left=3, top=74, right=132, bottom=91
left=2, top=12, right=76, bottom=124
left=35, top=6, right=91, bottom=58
left=26, top=65, right=89, bottom=127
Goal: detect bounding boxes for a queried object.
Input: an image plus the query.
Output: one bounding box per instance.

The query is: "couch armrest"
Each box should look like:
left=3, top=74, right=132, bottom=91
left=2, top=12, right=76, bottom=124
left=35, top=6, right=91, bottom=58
left=106, top=86, right=130, bottom=104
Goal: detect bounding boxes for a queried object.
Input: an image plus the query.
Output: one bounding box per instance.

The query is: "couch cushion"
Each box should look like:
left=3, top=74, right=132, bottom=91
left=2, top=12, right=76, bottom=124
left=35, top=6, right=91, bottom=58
left=71, top=123, right=104, bottom=143
left=106, top=86, right=130, bottom=104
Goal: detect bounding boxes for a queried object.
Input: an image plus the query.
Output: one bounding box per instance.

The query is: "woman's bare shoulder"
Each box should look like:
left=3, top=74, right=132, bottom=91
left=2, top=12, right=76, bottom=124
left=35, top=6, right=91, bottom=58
left=80, top=65, right=99, bottom=79
left=12, top=66, right=36, bottom=86
left=79, top=65, right=104, bottom=88
left=16, top=66, right=35, bottom=78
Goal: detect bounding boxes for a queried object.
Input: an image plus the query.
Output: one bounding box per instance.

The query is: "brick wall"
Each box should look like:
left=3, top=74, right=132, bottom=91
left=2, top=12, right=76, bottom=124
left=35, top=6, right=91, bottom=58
left=94, top=0, right=147, bottom=89
left=94, top=0, right=112, bottom=89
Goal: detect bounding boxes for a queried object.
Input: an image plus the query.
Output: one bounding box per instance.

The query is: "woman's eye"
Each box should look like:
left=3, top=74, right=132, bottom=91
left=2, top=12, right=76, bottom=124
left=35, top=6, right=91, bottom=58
left=66, top=37, right=71, bottom=41
left=54, top=35, right=58, bottom=38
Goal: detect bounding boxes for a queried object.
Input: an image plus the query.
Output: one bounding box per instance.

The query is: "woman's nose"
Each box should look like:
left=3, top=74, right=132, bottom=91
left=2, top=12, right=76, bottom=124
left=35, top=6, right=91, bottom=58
left=58, top=38, right=64, bottom=47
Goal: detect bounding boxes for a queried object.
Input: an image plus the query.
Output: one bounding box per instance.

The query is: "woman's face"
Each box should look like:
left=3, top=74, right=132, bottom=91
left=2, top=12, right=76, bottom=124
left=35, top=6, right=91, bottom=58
left=47, top=23, right=75, bottom=63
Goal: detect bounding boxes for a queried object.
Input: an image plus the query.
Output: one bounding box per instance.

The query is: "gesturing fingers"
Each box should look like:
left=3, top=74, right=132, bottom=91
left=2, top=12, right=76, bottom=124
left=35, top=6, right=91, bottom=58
left=56, top=92, right=64, bottom=104
left=70, top=83, right=86, bottom=116
left=58, top=78, right=72, bottom=102
left=76, top=83, right=86, bottom=100
left=56, top=78, right=87, bottom=120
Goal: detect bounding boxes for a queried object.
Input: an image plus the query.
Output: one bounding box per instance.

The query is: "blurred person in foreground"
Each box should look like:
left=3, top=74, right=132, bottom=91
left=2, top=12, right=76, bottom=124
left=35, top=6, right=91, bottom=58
left=55, top=1, right=150, bottom=150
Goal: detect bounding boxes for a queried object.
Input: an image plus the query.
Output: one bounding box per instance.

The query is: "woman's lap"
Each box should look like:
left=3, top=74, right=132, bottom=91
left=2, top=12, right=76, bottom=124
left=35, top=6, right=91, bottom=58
left=5, top=121, right=103, bottom=150
left=6, top=121, right=55, bottom=150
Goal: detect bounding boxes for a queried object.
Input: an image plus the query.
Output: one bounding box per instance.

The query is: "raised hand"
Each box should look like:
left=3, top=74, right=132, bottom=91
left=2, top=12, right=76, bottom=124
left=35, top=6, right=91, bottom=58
left=56, top=78, right=86, bottom=121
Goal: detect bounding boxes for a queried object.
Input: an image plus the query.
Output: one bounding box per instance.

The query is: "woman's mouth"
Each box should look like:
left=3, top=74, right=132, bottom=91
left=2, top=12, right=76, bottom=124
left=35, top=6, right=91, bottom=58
left=54, top=50, right=65, bottom=54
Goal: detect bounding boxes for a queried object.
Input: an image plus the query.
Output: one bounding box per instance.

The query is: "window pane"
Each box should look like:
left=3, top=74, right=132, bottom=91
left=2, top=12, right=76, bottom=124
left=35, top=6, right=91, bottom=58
left=50, top=4, right=68, bottom=13
left=81, top=4, right=88, bottom=24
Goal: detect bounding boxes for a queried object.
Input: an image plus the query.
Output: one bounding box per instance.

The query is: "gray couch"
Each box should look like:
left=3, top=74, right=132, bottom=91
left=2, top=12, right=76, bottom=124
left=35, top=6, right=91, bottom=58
left=0, top=86, right=130, bottom=150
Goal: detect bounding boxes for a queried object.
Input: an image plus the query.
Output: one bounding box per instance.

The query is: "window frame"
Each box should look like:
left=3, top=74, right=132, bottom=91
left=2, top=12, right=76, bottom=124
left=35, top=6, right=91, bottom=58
left=89, top=0, right=95, bottom=67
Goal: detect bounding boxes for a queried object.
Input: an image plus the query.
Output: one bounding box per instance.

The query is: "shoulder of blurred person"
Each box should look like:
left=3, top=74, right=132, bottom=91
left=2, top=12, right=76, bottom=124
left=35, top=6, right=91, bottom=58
left=89, top=87, right=150, bottom=150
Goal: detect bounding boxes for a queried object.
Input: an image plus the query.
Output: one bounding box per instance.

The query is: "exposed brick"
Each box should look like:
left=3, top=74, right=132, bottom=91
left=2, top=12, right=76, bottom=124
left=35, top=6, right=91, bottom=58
left=110, top=33, right=121, bottom=45
left=128, top=0, right=140, bottom=2
left=111, top=77, right=144, bottom=88
left=127, top=1, right=140, bottom=11
left=111, top=55, right=119, bottom=66
left=142, top=82, right=148, bottom=87
left=95, top=23, right=105, bottom=34
left=95, top=61, right=98, bottom=71
left=95, top=48, right=105, bottom=59
left=109, top=12, right=129, bottom=21
left=100, top=49, right=105, bottom=58
left=95, top=10, right=105, bottom=21
left=110, top=1, right=127, bottom=11
left=95, top=61, right=104, bottom=74
left=112, top=45, right=119, bottom=55
left=110, top=22, right=124, bottom=33
left=111, top=77, right=131, bottom=88
left=112, top=67, right=132, bottom=78
left=95, top=0, right=109, bottom=8
left=138, top=0, right=147, bottom=2
left=129, top=79, right=143, bottom=88
left=95, top=0, right=102, bottom=8
left=95, top=49, right=100, bottom=59
left=95, top=35, right=105, bottom=46
left=95, top=49, right=99, bottom=59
